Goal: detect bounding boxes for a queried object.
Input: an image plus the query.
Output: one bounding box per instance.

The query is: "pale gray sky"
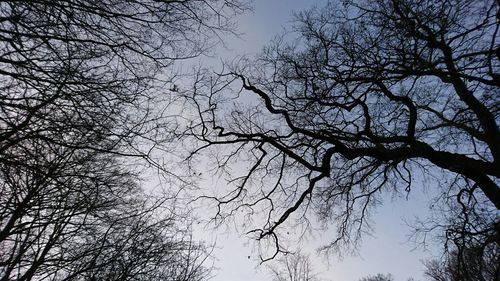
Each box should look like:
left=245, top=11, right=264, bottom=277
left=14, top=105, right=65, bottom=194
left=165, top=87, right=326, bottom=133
left=198, top=1, right=438, bottom=280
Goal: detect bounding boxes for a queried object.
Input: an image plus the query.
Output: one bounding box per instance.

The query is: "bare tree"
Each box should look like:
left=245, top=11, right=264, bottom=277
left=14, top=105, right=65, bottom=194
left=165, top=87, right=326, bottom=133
left=359, top=273, right=394, bottom=281
left=423, top=243, right=499, bottom=281
left=0, top=0, right=246, bottom=279
left=267, top=251, right=322, bottom=281
left=0, top=139, right=213, bottom=280
left=187, top=0, right=499, bottom=264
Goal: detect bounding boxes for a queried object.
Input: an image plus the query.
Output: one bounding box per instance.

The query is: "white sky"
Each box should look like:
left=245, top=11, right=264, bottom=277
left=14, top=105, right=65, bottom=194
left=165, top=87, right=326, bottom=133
left=197, top=1, right=439, bottom=280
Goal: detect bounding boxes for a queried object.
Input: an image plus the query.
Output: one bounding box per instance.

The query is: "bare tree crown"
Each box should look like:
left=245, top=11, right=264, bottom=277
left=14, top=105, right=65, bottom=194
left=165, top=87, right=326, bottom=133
left=188, top=0, right=499, bottom=265
left=0, top=0, right=245, bottom=280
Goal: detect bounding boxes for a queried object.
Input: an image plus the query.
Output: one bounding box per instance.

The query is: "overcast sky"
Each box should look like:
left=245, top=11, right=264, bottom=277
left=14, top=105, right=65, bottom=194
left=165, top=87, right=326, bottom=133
left=200, top=1, right=438, bottom=280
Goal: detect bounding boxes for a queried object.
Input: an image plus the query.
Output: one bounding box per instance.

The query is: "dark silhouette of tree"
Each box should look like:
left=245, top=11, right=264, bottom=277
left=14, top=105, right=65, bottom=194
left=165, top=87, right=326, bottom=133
left=267, top=251, right=323, bottom=281
left=358, top=273, right=418, bottom=281
left=0, top=0, right=245, bottom=279
left=187, top=0, right=499, bottom=262
left=359, top=273, right=394, bottom=281
left=423, top=243, right=499, bottom=281
left=0, top=152, right=211, bottom=280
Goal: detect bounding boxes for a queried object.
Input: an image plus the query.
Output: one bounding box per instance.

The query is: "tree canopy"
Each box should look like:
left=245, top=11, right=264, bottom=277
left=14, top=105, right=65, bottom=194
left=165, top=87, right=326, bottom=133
left=1, top=0, right=498, bottom=279
left=0, top=0, right=246, bottom=279
left=187, top=0, right=499, bottom=269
